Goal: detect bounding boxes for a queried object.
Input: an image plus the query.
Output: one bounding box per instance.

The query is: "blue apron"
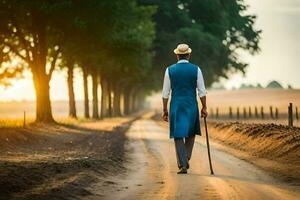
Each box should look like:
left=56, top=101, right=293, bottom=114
left=168, top=62, right=201, bottom=138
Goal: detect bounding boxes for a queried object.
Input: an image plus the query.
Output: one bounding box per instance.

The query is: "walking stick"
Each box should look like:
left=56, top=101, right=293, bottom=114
left=204, top=117, right=214, bottom=175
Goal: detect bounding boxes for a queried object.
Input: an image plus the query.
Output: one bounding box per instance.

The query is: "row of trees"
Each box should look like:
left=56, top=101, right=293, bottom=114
left=0, top=0, right=156, bottom=122
left=0, top=0, right=261, bottom=123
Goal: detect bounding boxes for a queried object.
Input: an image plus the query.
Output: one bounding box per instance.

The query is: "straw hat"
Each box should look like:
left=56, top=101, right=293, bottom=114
left=174, top=43, right=192, bottom=54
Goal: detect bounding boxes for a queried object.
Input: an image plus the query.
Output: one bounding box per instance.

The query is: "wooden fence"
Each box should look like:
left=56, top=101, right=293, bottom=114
left=209, top=103, right=298, bottom=127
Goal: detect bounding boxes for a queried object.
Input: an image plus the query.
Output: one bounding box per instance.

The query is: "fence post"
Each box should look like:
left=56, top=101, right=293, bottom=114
left=255, top=106, right=258, bottom=118
left=288, top=103, right=293, bottom=127
left=23, top=111, right=26, bottom=127
left=275, top=108, right=279, bottom=119
left=237, top=107, right=240, bottom=120
left=243, top=107, right=247, bottom=119
left=270, top=106, right=273, bottom=119
left=261, top=107, right=264, bottom=119
left=216, top=107, right=219, bottom=119
left=229, top=107, right=233, bottom=119
left=296, top=107, right=299, bottom=120
left=248, top=107, right=252, bottom=118
left=210, top=108, right=214, bottom=119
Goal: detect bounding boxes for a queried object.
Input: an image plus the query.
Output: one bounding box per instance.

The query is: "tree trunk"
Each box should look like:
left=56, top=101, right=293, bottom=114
left=137, top=93, right=145, bottom=110
left=123, top=88, right=130, bottom=115
left=82, top=67, right=90, bottom=118
left=113, top=83, right=121, bottom=116
left=100, top=78, right=108, bottom=118
left=131, top=92, right=136, bottom=113
left=33, top=72, right=55, bottom=123
left=67, top=63, right=77, bottom=118
left=108, top=81, right=113, bottom=117
left=92, top=71, right=99, bottom=119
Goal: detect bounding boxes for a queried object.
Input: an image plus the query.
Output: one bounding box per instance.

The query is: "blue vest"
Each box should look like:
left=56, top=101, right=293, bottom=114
left=168, top=61, right=201, bottom=138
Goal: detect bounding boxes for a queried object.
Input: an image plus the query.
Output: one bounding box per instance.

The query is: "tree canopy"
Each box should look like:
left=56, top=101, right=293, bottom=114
left=140, top=0, right=261, bottom=86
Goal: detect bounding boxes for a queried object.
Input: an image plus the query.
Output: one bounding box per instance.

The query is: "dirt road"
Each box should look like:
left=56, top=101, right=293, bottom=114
left=103, top=113, right=300, bottom=200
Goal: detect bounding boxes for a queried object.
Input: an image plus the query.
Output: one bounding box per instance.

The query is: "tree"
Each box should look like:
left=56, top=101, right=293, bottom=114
left=0, top=0, right=133, bottom=121
left=139, top=0, right=261, bottom=87
left=82, top=66, right=90, bottom=118
left=93, top=0, right=156, bottom=117
left=266, top=80, right=283, bottom=89
left=0, top=0, right=80, bottom=122
left=59, top=57, right=77, bottom=118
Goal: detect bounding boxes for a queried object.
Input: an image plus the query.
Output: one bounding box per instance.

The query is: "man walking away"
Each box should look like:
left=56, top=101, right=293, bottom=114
left=162, top=43, right=207, bottom=174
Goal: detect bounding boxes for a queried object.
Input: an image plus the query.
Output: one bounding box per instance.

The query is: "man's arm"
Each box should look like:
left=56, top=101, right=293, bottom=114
left=162, top=68, right=170, bottom=122
left=197, top=67, right=207, bottom=118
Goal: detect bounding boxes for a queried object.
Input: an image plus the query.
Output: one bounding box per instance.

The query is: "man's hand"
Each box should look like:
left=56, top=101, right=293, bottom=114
left=162, top=111, right=169, bottom=122
left=200, top=96, right=207, bottom=118
left=201, top=107, right=208, bottom=118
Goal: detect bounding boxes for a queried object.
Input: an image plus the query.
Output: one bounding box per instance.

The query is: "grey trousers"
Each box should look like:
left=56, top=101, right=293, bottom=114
left=174, top=135, right=196, bottom=169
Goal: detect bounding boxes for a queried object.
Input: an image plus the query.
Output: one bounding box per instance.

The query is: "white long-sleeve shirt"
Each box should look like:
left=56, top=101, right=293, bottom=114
left=162, top=59, right=206, bottom=98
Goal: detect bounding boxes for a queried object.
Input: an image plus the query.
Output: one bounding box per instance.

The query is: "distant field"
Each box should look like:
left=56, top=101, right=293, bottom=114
left=1, top=88, right=300, bottom=126
left=0, top=100, right=92, bottom=119
left=207, top=88, right=300, bottom=114
left=206, top=89, right=300, bottom=127
left=148, top=88, right=300, bottom=127
left=149, top=88, right=300, bottom=111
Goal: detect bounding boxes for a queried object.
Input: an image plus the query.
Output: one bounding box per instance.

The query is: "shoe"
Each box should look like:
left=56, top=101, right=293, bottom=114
left=178, top=162, right=189, bottom=170
left=177, top=167, right=187, bottom=174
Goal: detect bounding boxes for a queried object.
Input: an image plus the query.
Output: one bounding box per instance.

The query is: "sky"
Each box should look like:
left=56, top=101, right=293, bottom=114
left=0, top=0, right=299, bottom=101
left=223, top=0, right=300, bottom=89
